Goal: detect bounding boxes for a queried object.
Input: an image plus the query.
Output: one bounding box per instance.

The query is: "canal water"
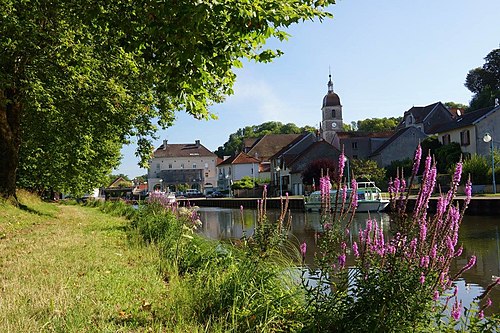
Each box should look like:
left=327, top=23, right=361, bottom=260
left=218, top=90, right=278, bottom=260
left=196, top=207, right=500, bottom=316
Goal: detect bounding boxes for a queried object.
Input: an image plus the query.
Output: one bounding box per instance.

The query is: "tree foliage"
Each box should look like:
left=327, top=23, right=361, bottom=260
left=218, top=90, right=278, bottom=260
left=214, top=121, right=315, bottom=157
left=350, top=159, right=385, bottom=184
left=0, top=0, right=335, bottom=198
left=232, top=176, right=256, bottom=190
left=465, top=48, right=500, bottom=111
left=301, top=158, right=337, bottom=187
left=355, top=117, right=401, bottom=132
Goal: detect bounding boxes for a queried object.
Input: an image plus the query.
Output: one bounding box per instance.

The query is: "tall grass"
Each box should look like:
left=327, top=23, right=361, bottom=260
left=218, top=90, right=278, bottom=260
left=129, top=196, right=307, bottom=332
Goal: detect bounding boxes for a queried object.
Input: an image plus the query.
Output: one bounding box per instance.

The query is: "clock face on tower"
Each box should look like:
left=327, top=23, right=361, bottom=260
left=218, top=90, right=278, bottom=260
left=332, top=122, right=337, bottom=129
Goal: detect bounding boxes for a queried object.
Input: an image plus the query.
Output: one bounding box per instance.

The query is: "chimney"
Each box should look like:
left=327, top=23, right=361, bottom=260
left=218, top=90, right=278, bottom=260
left=163, top=140, right=168, bottom=150
left=195, top=140, right=200, bottom=148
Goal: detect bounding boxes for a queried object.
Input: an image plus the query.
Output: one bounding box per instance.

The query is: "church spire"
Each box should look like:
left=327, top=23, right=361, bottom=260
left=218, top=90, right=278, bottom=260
left=327, top=69, right=334, bottom=93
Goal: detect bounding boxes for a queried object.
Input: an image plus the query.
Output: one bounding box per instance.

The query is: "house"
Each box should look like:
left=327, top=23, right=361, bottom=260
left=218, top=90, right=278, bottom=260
left=269, top=134, right=342, bottom=195
left=286, top=141, right=342, bottom=195
left=338, top=131, right=394, bottom=160
left=269, top=133, right=318, bottom=195
left=216, top=152, right=261, bottom=191
left=396, top=101, right=456, bottom=134
left=244, top=133, right=303, bottom=179
left=433, top=105, right=500, bottom=157
left=148, top=140, right=218, bottom=194
left=370, top=127, right=428, bottom=167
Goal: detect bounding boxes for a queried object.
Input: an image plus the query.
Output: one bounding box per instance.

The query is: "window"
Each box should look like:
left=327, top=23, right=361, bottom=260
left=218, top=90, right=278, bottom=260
left=204, top=163, right=208, bottom=169
left=352, top=142, right=358, bottom=150
left=460, top=130, right=470, bottom=146
left=193, top=163, right=197, bottom=169
left=156, top=163, right=160, bottom=170
left=168, top=163, right=172, bottom=169
left=331, top=110, right=336, bottom=118
left=442, top=134, right=451, bottom=145
left=180, top=163, right=184, bottom=169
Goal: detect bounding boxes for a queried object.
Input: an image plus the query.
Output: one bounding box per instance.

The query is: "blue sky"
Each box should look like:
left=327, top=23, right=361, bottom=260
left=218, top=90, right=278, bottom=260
left=116, top=0, right=500, bottom=178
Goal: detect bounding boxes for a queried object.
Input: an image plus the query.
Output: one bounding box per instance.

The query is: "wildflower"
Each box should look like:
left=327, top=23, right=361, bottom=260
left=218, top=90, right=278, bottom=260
left=478, top=310, right=484, bottom=320
left=338, top=254, right=346, bottom=269
left=352, top=242, right=359, bottom=257
left=453, top=162, right=463, bottom=185
left=419, top=220, right=427, bottom=242
left=240, top=205, right=243, bottom=212
left=486, top=298, right=493, bottom=308
left=433, top=290, right=440, bottom=301
left=451, top=299, right=462, bottom=320
left=338, top=152, right=346, bottom=181
left=465, top=178, right=472, bottom=205
left=300, top=242, right=307, bottom=259
left=419, top=272, right=425, bottom=285
left=412, top=144, right=422, bottom=176
left=351, top=179, right=358, bottom=208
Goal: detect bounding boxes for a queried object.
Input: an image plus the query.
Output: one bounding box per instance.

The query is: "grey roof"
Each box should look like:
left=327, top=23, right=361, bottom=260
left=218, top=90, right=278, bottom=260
left=370, top=127, right=414, bottom=156
left=433, top=105, right=499, bottom=133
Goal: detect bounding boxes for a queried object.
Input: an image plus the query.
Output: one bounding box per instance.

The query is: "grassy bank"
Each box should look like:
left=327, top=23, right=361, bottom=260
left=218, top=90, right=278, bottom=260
left=0, top=192, right=170, bottom=332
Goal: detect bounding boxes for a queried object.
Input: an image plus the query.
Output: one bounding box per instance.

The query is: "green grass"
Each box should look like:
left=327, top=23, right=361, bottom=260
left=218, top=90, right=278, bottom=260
left=0, top=193, right=171, bottom=332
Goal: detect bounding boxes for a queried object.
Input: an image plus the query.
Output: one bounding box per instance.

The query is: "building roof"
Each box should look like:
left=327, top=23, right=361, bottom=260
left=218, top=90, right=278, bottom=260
left=369, top=127, right=414, bottom=156
left=153, top=140, right=216, bottom=158
left=337, top=131, right=395, bottom=139
left=217, top=152, right=261, bottom=166
left=246, top=134, right=302, bottom=162
left=322, top=92, right=341, bottom=107
left=433, top=105, right=499, bottom=133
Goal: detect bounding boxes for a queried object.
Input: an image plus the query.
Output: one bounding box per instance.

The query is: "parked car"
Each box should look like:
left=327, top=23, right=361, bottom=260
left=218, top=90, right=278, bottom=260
left=185, top=189, right=204, bottom=198
left=207, top=191, right=224, bottom=198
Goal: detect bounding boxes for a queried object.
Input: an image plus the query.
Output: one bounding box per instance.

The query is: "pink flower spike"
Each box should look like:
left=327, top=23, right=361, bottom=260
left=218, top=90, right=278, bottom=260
left=300, top=242, right=307, bottom=258
left=353, top=242, right=359, bottom=257
left=433, top=290, right=440, bottom=301
left=478, top=310, right=484, bottom=320
left=419, top=272, right=425, bottom=285
left=486, top=298, right=493, bottom=308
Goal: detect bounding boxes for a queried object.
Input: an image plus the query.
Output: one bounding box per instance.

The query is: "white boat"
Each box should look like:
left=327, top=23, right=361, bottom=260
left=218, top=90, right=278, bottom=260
left=304, top=181, right=389, bottom=212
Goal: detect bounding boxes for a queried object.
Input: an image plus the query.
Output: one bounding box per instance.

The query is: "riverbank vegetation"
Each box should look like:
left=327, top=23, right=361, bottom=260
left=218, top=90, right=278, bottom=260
left=2, top=148, right=500, bottom=331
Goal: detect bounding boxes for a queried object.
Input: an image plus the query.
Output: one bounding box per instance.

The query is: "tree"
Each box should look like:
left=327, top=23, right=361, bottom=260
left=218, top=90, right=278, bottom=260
left=301, top=158, right=337, bottom=188
left=214, top=121, right=316, bottom=157
left=0, top=1, right=335, bottom=200
left=350, top=159, right=385, bottom=184
left=355, top=117, right=401, bottom=132
left=232, top=176, right=256, bottom=190
left=465, top=48, right=500, bottom=111
left=444, top=102, right=468, bottom=113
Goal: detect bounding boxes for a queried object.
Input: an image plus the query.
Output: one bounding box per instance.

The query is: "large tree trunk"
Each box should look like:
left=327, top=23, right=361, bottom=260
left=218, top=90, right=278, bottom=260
left=0, top=88, right=21, bottom=200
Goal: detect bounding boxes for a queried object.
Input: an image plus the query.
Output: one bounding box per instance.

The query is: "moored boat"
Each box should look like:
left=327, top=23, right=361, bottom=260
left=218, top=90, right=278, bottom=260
left=304, top=181, right=389, bottom=212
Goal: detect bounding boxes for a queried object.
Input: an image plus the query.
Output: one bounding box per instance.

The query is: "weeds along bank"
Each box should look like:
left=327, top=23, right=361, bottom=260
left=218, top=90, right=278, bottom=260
left=85, top=195, right=308, bottom=332
left=86, top=145, right=500, bottom=333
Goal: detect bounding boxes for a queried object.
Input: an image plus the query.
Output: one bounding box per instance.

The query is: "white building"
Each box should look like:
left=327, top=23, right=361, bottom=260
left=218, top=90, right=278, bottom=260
left=148, top=140, right=218, bottom=194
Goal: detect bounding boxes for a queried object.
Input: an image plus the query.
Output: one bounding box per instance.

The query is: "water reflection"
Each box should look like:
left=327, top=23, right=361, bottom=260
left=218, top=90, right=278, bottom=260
left=197, top=207, right=500, bottom=315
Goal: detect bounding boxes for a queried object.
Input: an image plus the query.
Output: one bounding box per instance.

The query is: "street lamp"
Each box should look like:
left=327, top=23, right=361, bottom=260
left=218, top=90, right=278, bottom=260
left=159, top=179, right=163, bottom=192
left=483, top=133, right=496, bottom=194
left=275, top=166, right=282, bottom=196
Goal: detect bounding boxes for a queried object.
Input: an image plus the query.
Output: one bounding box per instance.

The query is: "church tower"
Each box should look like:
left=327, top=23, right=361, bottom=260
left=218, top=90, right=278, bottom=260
left=321, top=74, right=343, bottom=148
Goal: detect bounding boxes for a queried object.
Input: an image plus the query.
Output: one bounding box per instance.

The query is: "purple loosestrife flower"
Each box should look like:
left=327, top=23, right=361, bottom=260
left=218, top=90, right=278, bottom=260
left=453, top=162, right=463, bottom=185
left=478, top=310, right=485, bottom=320
left=455, top=246, right=463, bottom=257
left=338, top=254, right=346, bottom=269
left=394, top=178, right=400, bottom=194
left=300, top=242, right=307, bottom=259
left=486, top=298, right=493, bottom=308
left=412, top=144, right=422, bottom=176
left=463, top=255, right=477, bottom=271
left=353, top=242, right=359, bottom=257
left=433, top=290, right=440, bottom=301
left=351, top=179, right=358, bottom=208
left=338, top=153, right=346, bottom=181
left=419, top=220, right=427, bottom=242
left=430, top=244, right=437, bottom=259
left=420, top=272, right=426, bottom=285
left=465, top=179, right=472, bottom=205
left=342, top=184, right=348, bottom=205
left=451, top=299, right=462, bottom=320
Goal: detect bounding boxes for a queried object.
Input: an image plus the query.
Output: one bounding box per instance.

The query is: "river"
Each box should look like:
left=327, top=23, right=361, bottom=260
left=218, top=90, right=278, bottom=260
left=196, top=207, right=500, bottom=316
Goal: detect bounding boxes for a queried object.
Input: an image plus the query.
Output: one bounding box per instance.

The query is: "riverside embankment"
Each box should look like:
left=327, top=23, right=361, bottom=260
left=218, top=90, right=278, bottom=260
left=180, top=196, right=500, bottom=215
